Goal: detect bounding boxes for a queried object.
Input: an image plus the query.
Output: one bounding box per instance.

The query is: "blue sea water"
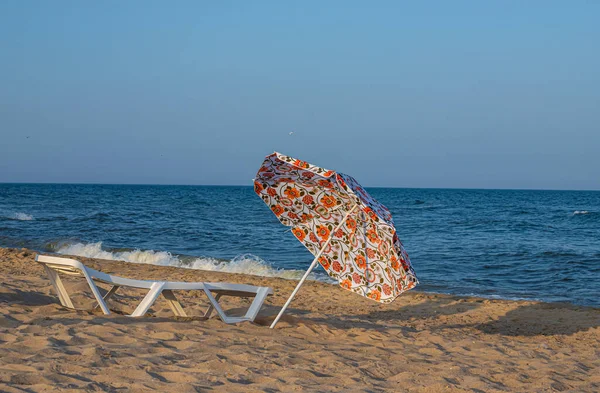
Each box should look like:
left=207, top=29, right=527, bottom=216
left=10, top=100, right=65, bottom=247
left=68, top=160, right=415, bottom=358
left=0, top=184, right=599, bottom=306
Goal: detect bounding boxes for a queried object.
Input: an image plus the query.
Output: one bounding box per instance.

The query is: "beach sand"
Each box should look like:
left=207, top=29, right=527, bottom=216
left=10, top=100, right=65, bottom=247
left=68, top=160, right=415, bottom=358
left=1, top=247, right=598, bottom=392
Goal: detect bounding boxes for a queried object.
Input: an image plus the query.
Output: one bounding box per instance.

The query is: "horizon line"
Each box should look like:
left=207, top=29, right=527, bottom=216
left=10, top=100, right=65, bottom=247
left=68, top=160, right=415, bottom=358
left=1, top=181, right=599, bottom=192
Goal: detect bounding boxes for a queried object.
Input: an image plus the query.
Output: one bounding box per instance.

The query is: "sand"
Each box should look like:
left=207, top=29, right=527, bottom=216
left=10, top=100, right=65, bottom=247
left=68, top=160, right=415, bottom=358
left=0, top=247, right=599, bottom=392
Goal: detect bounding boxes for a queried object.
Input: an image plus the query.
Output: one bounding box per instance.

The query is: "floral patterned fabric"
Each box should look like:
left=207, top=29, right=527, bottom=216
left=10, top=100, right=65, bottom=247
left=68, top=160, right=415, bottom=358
left=254, top=152, right=418, bottom=303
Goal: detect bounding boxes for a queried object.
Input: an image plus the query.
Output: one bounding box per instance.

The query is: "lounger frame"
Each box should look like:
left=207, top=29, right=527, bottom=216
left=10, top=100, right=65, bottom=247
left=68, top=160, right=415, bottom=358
left=36, top=255, right=272, bottom=324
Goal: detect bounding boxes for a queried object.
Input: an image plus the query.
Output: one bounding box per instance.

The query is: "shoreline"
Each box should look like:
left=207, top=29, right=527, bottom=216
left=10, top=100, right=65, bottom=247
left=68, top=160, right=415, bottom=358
left=1, top=246, right=599, bottom=392
left=4, top=240, right=594, bottom=308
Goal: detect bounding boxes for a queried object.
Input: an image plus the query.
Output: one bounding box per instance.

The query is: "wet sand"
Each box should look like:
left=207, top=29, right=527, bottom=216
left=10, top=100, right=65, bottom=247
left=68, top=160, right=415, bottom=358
left=1, top=247, right=599, bottom=392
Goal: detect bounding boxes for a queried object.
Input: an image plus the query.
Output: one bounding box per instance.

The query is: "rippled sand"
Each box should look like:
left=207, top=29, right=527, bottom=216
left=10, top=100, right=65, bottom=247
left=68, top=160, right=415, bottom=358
left=1, top=247, right=599, bottom=392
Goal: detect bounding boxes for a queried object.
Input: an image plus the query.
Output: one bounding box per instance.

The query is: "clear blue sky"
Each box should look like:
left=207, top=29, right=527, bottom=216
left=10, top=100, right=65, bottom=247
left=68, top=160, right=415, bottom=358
left=1, top=1, right=598, bottom=189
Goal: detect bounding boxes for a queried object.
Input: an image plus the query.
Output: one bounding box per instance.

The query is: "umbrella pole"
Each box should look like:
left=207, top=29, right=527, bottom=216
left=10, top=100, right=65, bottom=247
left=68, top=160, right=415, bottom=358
left=270, top=205, right=358, bottom=329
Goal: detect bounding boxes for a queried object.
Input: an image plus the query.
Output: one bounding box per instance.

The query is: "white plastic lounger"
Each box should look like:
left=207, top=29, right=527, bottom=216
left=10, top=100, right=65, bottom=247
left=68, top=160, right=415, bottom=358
left=36, top=254, right=273, bottom=324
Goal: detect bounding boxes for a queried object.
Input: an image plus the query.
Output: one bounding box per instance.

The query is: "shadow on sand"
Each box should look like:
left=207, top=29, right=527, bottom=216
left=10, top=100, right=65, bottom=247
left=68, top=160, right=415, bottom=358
left=474, top=302, right=600, bottom=336
left=363, top=296, right=482, bottom=322
left=0, top=283, right=56, bottom=306
left=258, top=296, right=483, bottom=331
left=268, top=297, right=600, bottom=336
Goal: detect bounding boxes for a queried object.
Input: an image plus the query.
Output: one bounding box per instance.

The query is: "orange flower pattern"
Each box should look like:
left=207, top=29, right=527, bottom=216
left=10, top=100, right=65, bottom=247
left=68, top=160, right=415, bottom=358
left=319, top=256, right=331, bottom=270
left=368, top=289, right=382, bottom=301
left=341, top=279, right=352, bottom=290
left=254, top=152, right=418, bottom=303
left=355, top=254, right=367, bottom=270
left=316, top=225, right=331, bottom=239
left=284, top=187, right=301, bottom=199
left=320, top=195, right=337, bottom=208
left=292, top=228, right=306, bottom=241
left=271, top=205, right=284, bottom=216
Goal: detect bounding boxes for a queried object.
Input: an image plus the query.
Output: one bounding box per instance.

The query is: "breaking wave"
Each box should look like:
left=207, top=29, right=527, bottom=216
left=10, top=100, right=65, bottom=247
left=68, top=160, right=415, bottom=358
left=55, top=242, right=323, bottom=281
left=573, top=210, right=590, bottom=215
left=13, top=213, right=34, bottom=221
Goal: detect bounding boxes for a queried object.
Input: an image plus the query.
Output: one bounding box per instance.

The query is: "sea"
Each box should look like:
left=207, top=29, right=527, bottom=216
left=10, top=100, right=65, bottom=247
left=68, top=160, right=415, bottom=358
left=1, top=184, right=598, bottom=307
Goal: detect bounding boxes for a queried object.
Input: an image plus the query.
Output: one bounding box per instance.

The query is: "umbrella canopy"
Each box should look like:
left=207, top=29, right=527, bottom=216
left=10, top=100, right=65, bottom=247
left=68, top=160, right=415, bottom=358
left=255, top=152, right=418, bottom=326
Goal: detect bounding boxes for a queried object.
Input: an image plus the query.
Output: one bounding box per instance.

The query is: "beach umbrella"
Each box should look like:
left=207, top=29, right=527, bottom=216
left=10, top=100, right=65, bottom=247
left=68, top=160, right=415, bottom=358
left=254, top=152, right=418, bottom=328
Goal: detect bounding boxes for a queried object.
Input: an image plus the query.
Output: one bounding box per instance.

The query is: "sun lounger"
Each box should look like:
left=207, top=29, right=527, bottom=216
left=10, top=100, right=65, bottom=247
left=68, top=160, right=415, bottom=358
left=35, top=254, right=273, bottom=324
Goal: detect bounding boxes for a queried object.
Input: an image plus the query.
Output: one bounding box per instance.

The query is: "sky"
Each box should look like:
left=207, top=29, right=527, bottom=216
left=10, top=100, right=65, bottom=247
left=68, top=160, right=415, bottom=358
left=1, top=1, right=599, bottom=190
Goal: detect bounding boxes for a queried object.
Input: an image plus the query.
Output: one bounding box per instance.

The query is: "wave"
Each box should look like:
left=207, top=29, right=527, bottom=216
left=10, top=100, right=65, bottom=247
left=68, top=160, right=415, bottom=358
left=183, top=254, right=320, bottom=280
left=57, top=242, right=175, bottom=265
left=55, top=242, right=324, bottom=281
left=12, top=212, right=34, bottom=221
left=573, top=210, right=589, bottom=215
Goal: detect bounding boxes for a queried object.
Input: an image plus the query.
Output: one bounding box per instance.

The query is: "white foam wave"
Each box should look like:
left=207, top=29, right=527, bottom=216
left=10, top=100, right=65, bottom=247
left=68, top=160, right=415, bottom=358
left=56, top=242, right=177, bottom=265
left=13, top=212, right=34, bottom=221
left=573, top=210, right=589, bottom=215
left=56, top=242, right=321, bottom=281
left=185, top=254, right=319, bottom=280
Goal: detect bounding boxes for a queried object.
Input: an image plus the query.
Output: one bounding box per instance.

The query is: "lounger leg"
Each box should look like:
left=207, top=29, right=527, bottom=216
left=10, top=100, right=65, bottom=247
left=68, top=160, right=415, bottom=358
left=202, top=293, right=222, bottom=319
left=203, top=288, right=236, bottom=323
left=44, top=266, right=75, bottom=309
left=94, top=285, right=119, bottom=310
left=243, top=287, right=271, bottom=322
left=82, top=273, right=111, bottom=315
left=162, top=290, right=187, bottom=317
left=202, top=287, right=271, bottom=324
left=130, top=282, right=165, bottom=317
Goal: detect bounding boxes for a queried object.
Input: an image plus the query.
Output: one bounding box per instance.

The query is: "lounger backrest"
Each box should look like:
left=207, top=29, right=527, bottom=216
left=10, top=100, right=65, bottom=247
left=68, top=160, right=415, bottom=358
left=36, top=254, right=158, bottom=289
left=36, top=255, right=86, bottom=277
